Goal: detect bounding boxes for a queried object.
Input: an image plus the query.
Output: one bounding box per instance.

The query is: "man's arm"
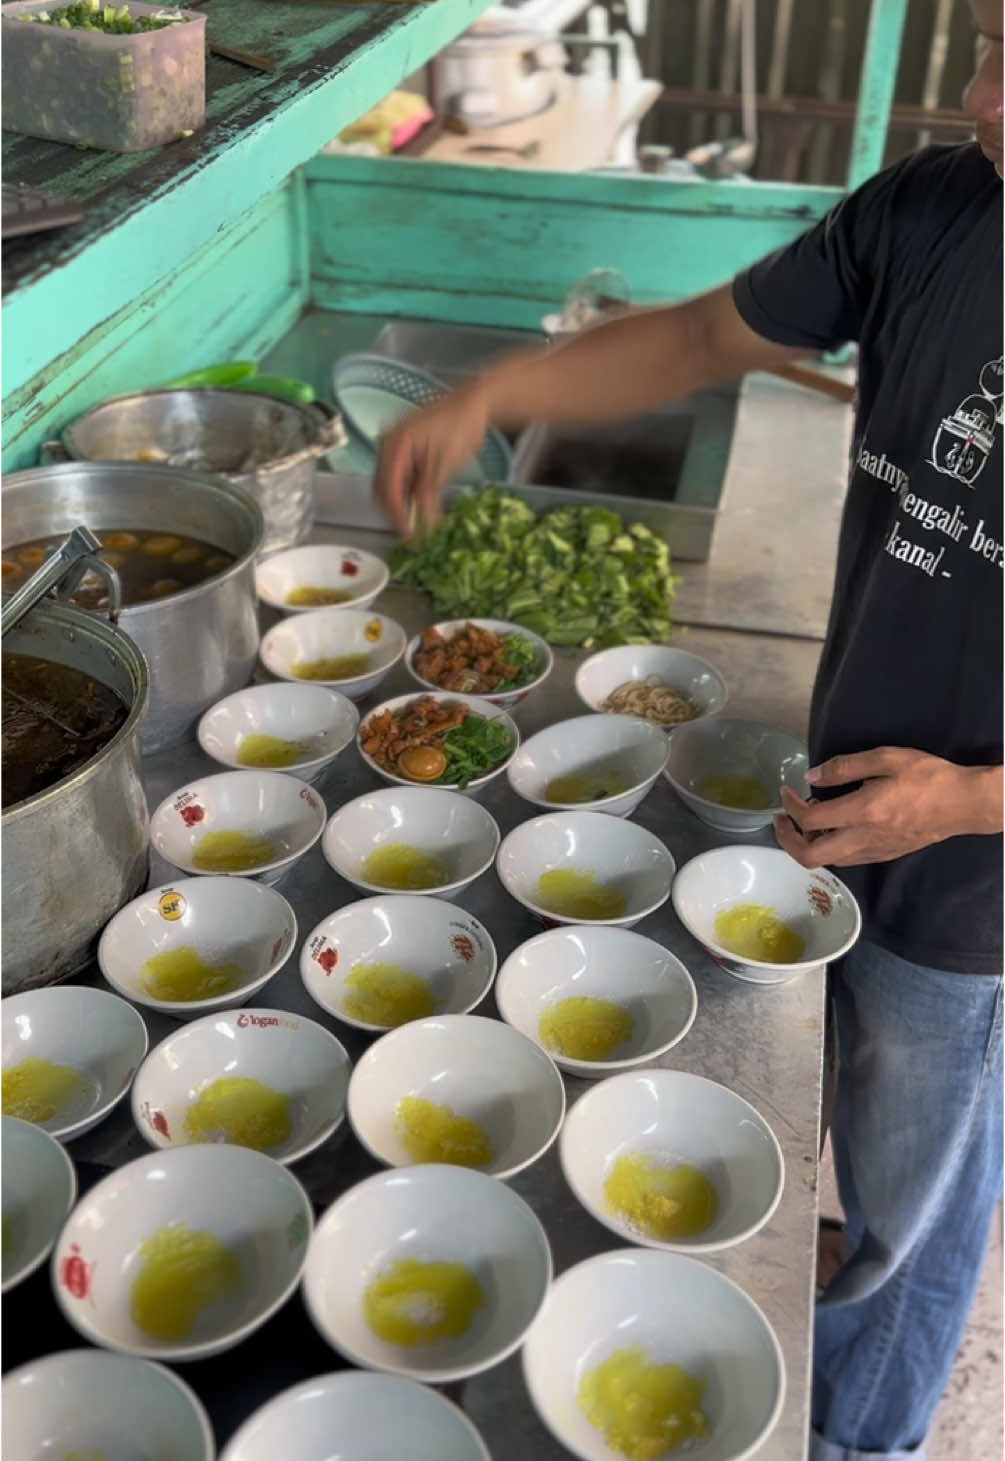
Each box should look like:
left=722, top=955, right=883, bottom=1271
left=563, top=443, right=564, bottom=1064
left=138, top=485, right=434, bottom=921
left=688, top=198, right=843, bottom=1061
left=375, top=284, right=804, bottom=531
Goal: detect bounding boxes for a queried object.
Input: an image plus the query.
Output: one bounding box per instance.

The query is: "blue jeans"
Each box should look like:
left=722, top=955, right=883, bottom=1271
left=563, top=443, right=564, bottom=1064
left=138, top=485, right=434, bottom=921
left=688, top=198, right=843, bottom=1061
left=811, top=940, right=1003, bottom=1460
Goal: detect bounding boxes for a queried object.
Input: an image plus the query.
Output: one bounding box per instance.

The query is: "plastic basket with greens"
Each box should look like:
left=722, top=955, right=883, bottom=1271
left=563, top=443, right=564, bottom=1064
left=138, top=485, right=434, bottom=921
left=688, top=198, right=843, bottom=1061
left=390, top=490, right=674, bottom=649
left=359, top=694, right=516, bottom=789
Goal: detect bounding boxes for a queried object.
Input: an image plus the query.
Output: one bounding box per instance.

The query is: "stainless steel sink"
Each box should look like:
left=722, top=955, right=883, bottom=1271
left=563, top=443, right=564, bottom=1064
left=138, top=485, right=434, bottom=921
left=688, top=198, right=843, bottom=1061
left=371, top=320, right=538, bottom=388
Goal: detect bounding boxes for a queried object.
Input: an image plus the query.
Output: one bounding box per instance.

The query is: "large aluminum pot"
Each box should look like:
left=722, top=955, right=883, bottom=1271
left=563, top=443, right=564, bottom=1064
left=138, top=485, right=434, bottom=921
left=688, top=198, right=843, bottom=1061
left=2, top=463, right=264, bottom=754
left=59, top=388, right=346, bottom=555
left=2, top=601, right=149, bottom=996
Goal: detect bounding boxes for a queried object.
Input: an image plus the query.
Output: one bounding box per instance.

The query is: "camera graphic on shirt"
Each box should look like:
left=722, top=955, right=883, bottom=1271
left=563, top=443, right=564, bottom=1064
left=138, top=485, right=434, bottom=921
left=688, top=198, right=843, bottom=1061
left=930, top=355, right=1003, bottom=487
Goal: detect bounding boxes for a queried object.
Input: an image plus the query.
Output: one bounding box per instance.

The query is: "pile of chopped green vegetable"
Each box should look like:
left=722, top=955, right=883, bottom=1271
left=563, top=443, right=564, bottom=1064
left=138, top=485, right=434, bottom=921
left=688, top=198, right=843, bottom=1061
left=390, top=490, right=674, bottom=649
left=441, top=715, right=514, bottom=789
left=19, top=0, right=186, bottom=32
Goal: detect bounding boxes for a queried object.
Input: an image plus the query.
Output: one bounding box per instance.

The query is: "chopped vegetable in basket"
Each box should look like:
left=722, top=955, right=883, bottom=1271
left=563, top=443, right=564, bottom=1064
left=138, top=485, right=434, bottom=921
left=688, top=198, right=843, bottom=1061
left=19, top=0, right=187, bottom=30
left=389, top=490, right=674, bottom=649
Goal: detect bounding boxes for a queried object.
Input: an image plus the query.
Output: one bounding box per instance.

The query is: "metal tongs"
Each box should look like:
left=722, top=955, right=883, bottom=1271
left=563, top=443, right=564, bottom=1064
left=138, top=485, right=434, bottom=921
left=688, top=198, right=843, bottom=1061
left=1, top=526, right=122, bottom=639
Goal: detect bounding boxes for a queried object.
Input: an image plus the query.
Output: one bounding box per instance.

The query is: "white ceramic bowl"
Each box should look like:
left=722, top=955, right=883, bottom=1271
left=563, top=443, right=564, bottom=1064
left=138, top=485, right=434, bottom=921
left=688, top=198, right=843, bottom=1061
left=131, top=1010, right=351, bottom=1165
left=497, top=811, right=675, bottom=929
left=347, top=1015, right=565, bottom=1179
left=665, top=716, right=810, bottom=833
left=256, top=543, right=389, bottom=614
left=560, top=1070, right=784, bottom=1253
left=303, top=1164, right=552, bottom=1383
left=522, top=1248, right=785, bottom=1461
left=219, top=1372, right=490, bottom=1461
left=672, top=845, right=862, bottom=985
left=2, top=987, right=148, bottom=1142
left=507, top=713, right=668, bottom=818
left=1, top=1116, right=77, bottom=1292
left=301, top=897, right=496, bottom=1033
left=259, top=608, right=406, bottom=700
left=150, top=771, right=326, bottom=885
left=496, top=926, right=697, bottom=1078
left=322, top=788, right=500, bottom=900
left=357, top=691, right=519, bottom=795
left=198, top=682, right=359, bottom=782
left=405, top=617, right=554, bottom=711
left=2, top=1350, right=215, bottom=1461
left=575, top=644, right=727, bottom=724
left=52, top=1145, right=313, bottom=1361
left=98, top=877, right=298, bottom=1020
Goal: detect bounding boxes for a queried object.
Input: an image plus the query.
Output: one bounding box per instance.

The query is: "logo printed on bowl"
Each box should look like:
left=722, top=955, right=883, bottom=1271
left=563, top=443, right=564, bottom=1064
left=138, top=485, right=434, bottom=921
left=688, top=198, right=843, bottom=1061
left=179, top=804, right=205, bottom=827
left=236, top=1013, right=298, bottom=1031
left=142, top=1102, right=171, bottom=1139
left=341, top=555, right=360, bottom=577
left=310, top=935, right=337, bottom=972
left=808, top=883, right=834, bottom=917
left=299, top=787, right=318, bottom=809
left=59, top=1244, right=94, bottom=1301
left=158, top=889, right=186, bottom=921
left=450, top=934, right=476, bottom=963
left=270, top=935, right=284, bottom=963
left=364, top=619, right=382, bottom=643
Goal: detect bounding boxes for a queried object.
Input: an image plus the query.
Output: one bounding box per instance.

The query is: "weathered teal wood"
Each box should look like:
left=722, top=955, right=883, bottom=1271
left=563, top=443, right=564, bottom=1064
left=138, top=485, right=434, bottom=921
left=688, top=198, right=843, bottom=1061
left=2, top=0, right=493, bottom=403
left=847, top=0, right=911, bottom=190
left=2, top=180, right=304, bottom=470
left=306, top=155, right=843, bottom=327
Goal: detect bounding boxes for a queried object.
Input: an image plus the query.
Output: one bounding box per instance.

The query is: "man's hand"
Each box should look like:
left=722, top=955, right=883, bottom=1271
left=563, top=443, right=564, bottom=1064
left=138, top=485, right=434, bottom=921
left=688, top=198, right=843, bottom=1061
left=774, top=747, right=1003, bottom=868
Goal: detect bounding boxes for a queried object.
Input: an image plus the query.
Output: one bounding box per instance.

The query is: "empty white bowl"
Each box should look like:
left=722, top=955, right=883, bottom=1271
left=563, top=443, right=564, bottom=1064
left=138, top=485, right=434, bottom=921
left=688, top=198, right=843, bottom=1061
left=198, top=682, right=359, bottom=782
left=150, top=771, right=326, bottom=885
left=575, top=644, right=727, bottom=724
left=322, top=788, right=500, bottom=900
left=303, top=1163, right=552, bottom=1383
left=259, top=608, right=406, bottom=700
left=219, top=1372, right=490, bottom=1461
left=496, top=926, right=697, bottom=1078
left=256, top=543, right=389, bottom=614
left=98, top=877, right=298, bottom=1020
left=2, top=1350, right=214, bottom=1461
left=2, top=987, right=148, bottom=1142
left=301, top=897, right=496, bottom=1032
left=406, top=617, right=554, bottom=711
left=560, top=1070, right=784, bottom=1253
left=357, top=691, right=519, bottom=795
left=665, top=717, right=810, bottom=833
left=131, top=1010, right=351, bottom=1165
left=497, top=811, right=675, bottom=928
left=1, top=1116, right=77, bottom=1292
left=347, top=1015, right=565, bottom=1179
left=522, top=1248, right=785, bottom=1461
left=672, top=845, right=862, bottom=984
left=52, top=1145, right=313, bottom=1361
left=507, top=713, right=668, bottom=818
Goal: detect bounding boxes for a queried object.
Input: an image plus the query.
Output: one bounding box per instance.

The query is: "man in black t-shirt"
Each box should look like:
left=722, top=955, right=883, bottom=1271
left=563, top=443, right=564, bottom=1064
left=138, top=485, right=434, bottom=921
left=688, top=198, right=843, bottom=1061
left=375, top=5, right=1003, bottom=1456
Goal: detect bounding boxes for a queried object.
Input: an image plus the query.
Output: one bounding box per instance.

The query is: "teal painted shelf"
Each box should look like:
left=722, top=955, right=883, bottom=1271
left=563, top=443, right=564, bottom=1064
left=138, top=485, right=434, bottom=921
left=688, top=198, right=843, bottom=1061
left=2, top=0, right=491, bottom=392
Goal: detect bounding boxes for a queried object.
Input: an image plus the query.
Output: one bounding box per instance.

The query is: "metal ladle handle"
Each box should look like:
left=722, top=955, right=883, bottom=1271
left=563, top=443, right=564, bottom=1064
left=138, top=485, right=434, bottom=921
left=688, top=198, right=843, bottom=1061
left=2, top=526, right=123, bottom=638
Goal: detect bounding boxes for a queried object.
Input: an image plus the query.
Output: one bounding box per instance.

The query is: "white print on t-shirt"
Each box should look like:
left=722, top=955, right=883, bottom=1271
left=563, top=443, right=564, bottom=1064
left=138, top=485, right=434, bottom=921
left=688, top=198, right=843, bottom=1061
left=928, top=355, right=1003, bottom=487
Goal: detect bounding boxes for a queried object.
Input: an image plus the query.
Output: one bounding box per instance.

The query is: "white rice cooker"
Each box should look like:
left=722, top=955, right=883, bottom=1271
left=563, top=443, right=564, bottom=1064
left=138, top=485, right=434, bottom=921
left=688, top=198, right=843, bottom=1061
left=432, top=8, right=568, bottom=129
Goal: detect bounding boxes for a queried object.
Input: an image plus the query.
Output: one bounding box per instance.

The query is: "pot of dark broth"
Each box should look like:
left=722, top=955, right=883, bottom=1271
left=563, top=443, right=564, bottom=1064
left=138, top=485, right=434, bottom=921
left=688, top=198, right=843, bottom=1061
left=2, top=463, right=264, bottom=753
left=2, top=600, right=150, bottom=995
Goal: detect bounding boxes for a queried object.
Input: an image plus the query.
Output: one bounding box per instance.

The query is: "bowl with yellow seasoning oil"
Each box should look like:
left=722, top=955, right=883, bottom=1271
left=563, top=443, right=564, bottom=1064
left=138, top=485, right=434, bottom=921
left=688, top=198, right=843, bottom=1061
left=522, top=1248, right=785, bottom=1461
left=672, top=845, right=861, bottom=985
left=303, top=1163, right=552, bottom=1383
left=131, top=1009, right=350, bottom=1166
left=346, top=1014, right=565, bottom=1179
left=300, top=896, right=496, bottom=1034
left=256, top=543, right=390, bottom=615
left=2, top=986, right=148, bottom=1143
left=1, top=1116, right=77, bottom=1292
left=497, top=811, right=675, bottom=929
left=150, top=770, right=326, bottom=886
left=198, top=682, right=359, bottom=783
left=99, top=876, right=298, bottom=1019
left=559, top=1069, right=784, bottom=1255
left=51, top=1144, right=313, bottom=1361
left=322, top=787, right=501, bottom=901
left=496, top=925, right=697, bottom=1079
left=258, top=607, right=407, bottom=702
left=664, top=716, right=810, bottom=834
left=508, top=713, right=668, bottom=819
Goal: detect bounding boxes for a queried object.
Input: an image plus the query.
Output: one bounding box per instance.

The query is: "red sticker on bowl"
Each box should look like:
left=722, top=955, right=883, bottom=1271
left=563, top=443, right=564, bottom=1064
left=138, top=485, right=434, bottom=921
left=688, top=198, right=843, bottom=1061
left=341, top=556, right=360, bottom=577
left=59, top=1244, right=94, bottom=1301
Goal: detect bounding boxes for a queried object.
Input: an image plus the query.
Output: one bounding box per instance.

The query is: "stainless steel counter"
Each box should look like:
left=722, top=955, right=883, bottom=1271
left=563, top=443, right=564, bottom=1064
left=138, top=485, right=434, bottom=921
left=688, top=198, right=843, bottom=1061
left=15, top=526, right=828, bottom=1461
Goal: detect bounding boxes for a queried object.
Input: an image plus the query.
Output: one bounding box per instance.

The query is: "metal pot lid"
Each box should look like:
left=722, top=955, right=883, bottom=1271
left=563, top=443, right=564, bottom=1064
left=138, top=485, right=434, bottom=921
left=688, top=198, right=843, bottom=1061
left=330, top=354, right=514, bottom=486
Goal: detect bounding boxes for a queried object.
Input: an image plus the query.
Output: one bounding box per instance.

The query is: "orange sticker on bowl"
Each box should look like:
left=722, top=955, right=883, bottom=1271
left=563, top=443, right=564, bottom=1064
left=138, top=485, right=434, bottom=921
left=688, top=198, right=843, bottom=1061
left=364, top=618, right=382, bottom=643
left=158, top=890, right=186, bottom=922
